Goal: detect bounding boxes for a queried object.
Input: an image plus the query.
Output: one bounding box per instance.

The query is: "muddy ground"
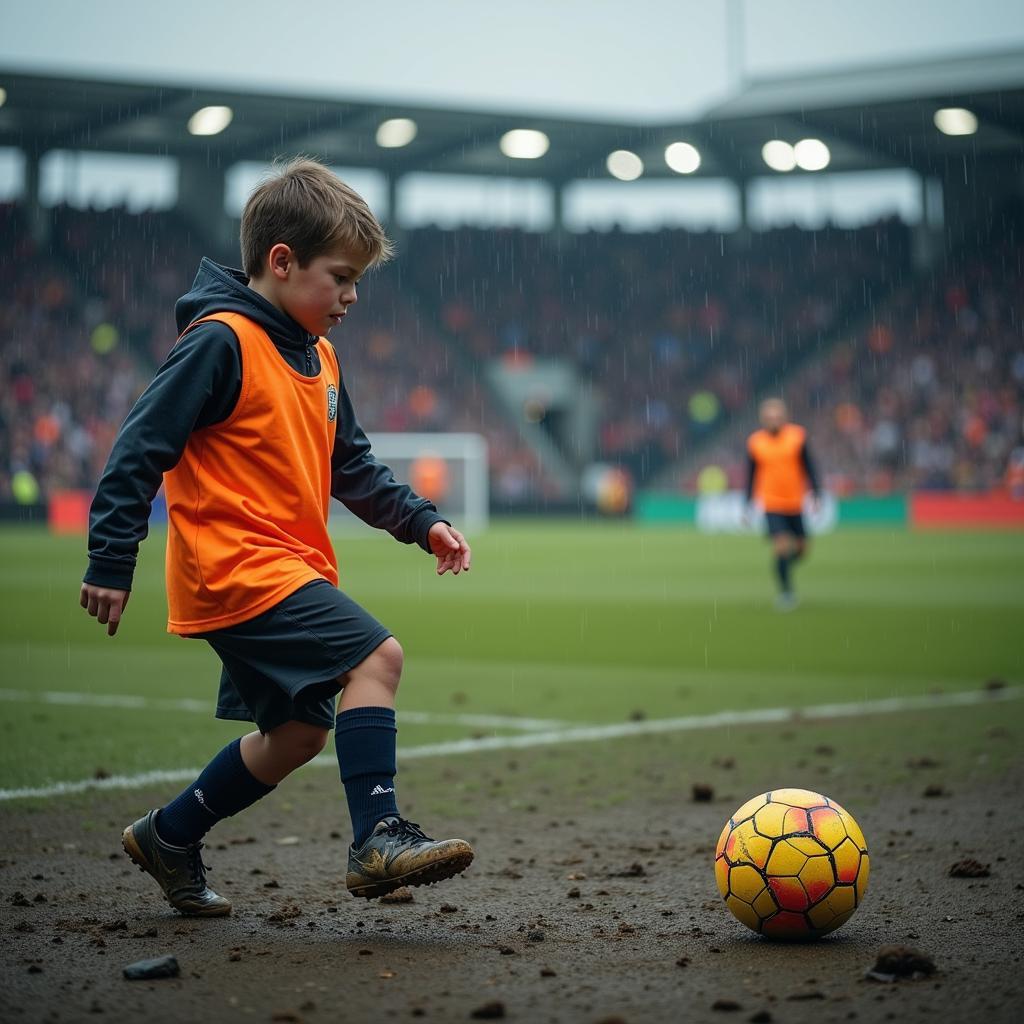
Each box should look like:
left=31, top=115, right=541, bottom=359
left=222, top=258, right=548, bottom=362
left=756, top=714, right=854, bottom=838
left=2, top=739, right=1023, bottom=1024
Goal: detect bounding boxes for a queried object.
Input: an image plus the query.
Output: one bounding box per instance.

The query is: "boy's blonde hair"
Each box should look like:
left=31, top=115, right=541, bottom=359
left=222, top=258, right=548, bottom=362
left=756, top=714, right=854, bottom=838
left=240, top=157, right=393, bottom=279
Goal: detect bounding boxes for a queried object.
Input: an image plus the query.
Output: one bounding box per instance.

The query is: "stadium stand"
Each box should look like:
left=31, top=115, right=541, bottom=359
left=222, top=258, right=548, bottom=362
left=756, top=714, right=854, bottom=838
left=0, top=202, right=549, bottom=507
left=795, top=203, right=1023, bottom=495
left=403, top=221, right=908, bottom=483
left=1, top=200, right=1020, bottom=510
left=686, top=202, right=1024, bottom=498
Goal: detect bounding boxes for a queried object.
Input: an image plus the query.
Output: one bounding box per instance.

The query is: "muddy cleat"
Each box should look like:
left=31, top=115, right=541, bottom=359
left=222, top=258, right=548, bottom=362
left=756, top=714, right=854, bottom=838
left=121, top=810, right=231, bottom=917
left=346, top=817, right=474, bottom=899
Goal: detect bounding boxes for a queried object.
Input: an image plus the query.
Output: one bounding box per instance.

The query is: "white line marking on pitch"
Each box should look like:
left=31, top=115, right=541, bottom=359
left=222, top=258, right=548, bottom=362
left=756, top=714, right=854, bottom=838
left=0, top=688, right=568, bottom=733
left=1, top=686, right=1018, bottom=803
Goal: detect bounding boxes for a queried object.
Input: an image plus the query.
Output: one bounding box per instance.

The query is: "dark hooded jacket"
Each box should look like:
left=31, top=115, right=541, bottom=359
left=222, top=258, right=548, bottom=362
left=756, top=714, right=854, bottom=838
left=84, top=259, right=445, bottom=592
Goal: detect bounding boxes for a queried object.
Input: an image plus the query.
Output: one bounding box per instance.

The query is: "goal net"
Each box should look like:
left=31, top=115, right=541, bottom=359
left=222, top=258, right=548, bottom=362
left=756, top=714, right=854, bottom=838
left=329, top=432, right=489, bottom=536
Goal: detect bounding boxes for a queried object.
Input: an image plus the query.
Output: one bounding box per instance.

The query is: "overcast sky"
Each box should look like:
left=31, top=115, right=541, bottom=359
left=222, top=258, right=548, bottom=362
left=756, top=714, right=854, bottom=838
left=3, top=0, right=1024, bottom=120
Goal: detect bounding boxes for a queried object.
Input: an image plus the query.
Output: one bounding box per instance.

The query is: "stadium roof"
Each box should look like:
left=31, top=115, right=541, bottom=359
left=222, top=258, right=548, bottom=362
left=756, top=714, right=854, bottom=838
left=1, top=49, right=1022, bottom=185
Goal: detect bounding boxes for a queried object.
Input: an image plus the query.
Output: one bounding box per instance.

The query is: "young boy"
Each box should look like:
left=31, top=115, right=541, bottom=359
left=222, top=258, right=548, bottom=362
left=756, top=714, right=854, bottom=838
left=80, top=159, right=474, bottom=915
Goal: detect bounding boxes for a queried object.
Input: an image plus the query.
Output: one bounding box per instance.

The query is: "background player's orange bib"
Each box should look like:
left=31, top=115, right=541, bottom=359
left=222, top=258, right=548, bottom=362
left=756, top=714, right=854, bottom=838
left=163, top=312, right=340, bottom=634
left=748, top=423, right=808, bottom=515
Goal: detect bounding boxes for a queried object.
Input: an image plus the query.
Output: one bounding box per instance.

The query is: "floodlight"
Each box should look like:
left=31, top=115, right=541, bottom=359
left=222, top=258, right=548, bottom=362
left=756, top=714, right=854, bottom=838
left=794, top=138, right=830, bottom=171
left=607, top=150, right=643, bottom=181
left=934, top=107, right=978, bottom=136
left=0, top=88, right=7, bottom=109
left=761, top=140, right=796, bottom=172
left=187, top=106, right=233, bottom=137
left=376, top=118, right=418, bottom=148
left=665, top=141, right=701, bottom=174
left=500, top=129, right=550, bottom=159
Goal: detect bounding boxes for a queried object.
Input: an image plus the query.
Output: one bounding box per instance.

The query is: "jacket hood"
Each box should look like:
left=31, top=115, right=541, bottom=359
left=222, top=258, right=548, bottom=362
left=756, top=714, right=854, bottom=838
left=174, top=258, right=317, bottom=352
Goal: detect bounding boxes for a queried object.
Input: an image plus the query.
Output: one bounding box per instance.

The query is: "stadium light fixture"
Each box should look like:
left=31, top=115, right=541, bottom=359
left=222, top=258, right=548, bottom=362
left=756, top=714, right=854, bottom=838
left=0, top=87, right=6, bottom=109
left=187, top=105, right=233, bottom=136
left=607, top=149, right=643, bottom=181
left=934, top=107, right=978, bottom=136
left=794, top=138, right=830, bottom=171
left=761, top=140, right=796, bottom=172
left=376, top=118, right=418, bottom=148
left=665, top=141, right=701, bottom=174
left=499, top=129, right=550, bottom=160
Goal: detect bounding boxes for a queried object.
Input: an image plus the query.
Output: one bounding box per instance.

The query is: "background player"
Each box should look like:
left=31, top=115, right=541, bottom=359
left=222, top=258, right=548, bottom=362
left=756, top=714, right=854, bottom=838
left=744, top=398, right=821, bottom=610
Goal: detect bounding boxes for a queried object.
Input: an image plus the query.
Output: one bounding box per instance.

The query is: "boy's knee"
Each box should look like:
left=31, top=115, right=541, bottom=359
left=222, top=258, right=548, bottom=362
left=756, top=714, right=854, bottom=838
left=372, top=634, right=403, bottom=675
left=372, top=637, right=404, bottom=686
left=347, top=637, right=403, bottom=696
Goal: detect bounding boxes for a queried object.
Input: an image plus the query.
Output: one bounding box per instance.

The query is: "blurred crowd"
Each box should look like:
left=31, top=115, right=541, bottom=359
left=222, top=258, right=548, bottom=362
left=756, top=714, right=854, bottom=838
left=0, top=202, right=546, bottom=508
left=0, top=203, right=191, bottom=508
left=1, top=198, right=1019, bottom=510
left=794, top=222, right=1024, bottom=495
left=692, top=206, right=1024, bottom=497
left=404, top=222, right=906, bottom=484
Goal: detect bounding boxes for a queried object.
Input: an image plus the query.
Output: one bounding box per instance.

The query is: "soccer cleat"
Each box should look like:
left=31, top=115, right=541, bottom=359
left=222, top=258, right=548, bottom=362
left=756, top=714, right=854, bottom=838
left=121, top=810, right=231, bottom=917
left=346, top=817, right=474, bottom=899
left=775, top=592, right=799, bottom=612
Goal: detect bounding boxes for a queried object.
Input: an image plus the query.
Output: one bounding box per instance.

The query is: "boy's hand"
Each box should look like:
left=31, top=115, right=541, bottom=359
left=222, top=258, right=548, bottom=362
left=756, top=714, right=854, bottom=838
left=80, top=583, right=130, bottom=636
left=427, top=522, right=471, bottom=576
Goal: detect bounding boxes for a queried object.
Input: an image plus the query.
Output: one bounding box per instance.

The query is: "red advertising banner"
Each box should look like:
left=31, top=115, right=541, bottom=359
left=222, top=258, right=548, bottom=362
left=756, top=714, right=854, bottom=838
left=911, top=493, right=1024, bottom=529
left=48, top=489, right=91, bottom=534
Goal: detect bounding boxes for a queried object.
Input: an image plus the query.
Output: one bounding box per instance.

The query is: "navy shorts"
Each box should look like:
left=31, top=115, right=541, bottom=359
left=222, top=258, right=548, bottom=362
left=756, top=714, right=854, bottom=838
left=196, top=579, right=392, bottom=734
left=765, top=512, right=807, bottom=538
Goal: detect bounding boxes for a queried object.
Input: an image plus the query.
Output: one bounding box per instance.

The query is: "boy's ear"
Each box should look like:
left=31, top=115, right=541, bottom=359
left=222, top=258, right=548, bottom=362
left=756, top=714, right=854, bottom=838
left=267, top=243, right=293, bottom=279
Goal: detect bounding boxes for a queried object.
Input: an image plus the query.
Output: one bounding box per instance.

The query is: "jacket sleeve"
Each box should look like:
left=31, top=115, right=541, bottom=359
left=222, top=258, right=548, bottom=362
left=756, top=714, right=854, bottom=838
left=330, top=375, right=445, bottom=551
left=83, top=322, right=242, bottom=590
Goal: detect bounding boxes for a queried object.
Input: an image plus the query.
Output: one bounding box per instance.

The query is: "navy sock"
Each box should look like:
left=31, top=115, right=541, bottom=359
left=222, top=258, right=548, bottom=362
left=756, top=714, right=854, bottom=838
left=157, top=738, right=275, bottom=847
left=335, top=706, right=399, bottom=847
left=775, top=554, right=792, bottom=593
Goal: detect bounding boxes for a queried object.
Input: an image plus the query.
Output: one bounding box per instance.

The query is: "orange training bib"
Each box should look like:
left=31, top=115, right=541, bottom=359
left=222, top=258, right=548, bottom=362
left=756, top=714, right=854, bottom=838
left=163, top=312, right=340, bottom=634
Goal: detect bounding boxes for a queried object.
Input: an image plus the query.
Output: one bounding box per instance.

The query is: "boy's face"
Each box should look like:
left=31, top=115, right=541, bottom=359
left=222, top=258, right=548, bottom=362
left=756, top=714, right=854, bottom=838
left=260, top=244, right=370, bottom=337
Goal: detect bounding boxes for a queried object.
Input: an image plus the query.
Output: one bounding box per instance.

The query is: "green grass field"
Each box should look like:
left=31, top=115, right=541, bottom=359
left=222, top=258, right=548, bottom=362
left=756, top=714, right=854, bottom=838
left=0, top=523, right=1021, bottom=794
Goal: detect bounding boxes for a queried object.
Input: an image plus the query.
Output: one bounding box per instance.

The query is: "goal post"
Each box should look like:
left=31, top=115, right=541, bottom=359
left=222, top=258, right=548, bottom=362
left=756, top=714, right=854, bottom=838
left=329, top=432, right=489, bottom=535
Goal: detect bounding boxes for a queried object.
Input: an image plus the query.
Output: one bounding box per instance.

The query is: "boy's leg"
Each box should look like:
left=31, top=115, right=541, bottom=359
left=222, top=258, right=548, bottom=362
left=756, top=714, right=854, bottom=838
left=335, top=637, right=473, bottom=898
left=156, top=721, right=328, bottom=845
left=335, top=637, right=403, bottom=846
left=124, top=722, right=328, bottom=916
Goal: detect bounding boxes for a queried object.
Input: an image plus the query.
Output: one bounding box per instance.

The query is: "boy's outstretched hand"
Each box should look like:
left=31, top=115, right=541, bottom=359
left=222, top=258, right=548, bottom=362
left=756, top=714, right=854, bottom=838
left=80, top=583, right=130, bottom=636
left=427, top=522, right=471, bottom=576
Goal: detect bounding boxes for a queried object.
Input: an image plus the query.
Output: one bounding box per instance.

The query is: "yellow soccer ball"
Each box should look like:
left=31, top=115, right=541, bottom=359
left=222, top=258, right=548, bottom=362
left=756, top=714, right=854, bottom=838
left=714, top=788, right=870, bottom=940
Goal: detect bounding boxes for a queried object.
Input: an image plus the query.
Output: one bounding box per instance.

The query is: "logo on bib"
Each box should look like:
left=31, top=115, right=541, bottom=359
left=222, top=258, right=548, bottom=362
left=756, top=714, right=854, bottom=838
left=327, top=384, right=338, bottom=422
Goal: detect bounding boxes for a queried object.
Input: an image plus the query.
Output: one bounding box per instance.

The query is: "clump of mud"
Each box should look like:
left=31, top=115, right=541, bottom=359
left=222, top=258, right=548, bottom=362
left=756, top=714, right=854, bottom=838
left=948, top=858, right=991, bottom=878
left=866, top=945, right=937, bottom=982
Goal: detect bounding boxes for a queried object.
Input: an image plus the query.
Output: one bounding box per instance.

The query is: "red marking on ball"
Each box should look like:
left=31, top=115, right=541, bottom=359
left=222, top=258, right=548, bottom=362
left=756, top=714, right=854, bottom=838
left=768, top=877, right=809, bottom=912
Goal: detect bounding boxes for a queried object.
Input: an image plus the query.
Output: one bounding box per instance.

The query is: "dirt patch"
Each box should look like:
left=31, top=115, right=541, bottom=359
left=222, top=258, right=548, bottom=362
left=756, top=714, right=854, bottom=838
left=1, top=749, right=1023, bottom=1023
